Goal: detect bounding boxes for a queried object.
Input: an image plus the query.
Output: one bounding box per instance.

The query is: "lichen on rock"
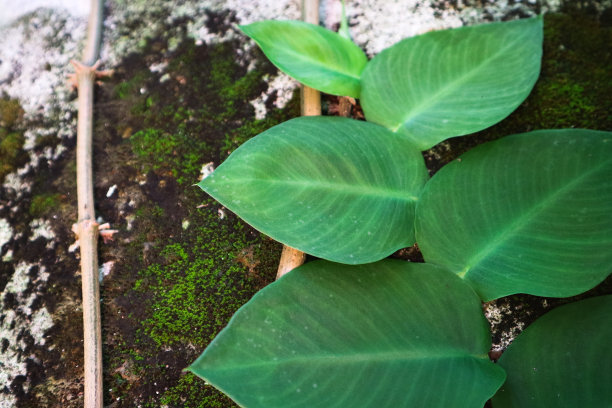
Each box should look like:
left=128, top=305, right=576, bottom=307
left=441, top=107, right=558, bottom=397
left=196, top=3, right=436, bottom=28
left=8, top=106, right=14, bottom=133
left=0, top=261, right=52, bottom=406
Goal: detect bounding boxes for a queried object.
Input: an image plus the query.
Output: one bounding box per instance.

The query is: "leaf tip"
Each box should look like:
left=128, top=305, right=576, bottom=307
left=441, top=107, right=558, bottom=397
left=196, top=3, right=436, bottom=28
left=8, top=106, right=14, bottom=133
left=196, top=175, right=214, bottom=192
left=237, top=22, right=256, bottom=38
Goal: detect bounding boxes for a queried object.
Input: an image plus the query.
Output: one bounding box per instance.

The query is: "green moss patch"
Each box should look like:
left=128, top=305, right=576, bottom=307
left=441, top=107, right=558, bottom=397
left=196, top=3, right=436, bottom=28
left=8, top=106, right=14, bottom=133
left=0, top=96, right=26, bottom=181
left=0, top=96, right=24, bottom=128
left=29, top=194, right=63, bottom=218
left=160, top=372, right=232, bottom=408
left=126, top=198, right=280, bottom=407
left=135, top=204, right=279, bottom=348
left=526, top=12, right=612, bottom=129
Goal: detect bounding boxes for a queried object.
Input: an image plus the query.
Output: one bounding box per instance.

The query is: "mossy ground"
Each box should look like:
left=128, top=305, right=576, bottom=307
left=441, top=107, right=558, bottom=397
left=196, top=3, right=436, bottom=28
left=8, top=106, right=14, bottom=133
left=86, top=16, right=299, bottom=407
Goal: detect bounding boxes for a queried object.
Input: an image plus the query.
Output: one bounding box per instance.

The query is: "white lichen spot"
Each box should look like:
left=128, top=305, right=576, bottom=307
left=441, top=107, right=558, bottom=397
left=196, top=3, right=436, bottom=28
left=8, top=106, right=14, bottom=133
left=159, top=73, right=171, bottom=83
left=182, top=219, right=190, bottom=230
left=0, top=218, right=13, bottom=251
left=484, top=298, right=531, bottom=353
left=30, top=307, right=54, bottom=346
left=5, top=262, right=34, bottom=294
left=0, top=311, right=25, bottom=407
left=3, top=172, right=32, bottom=198
left=106, top=184, right=118, bottom=198
left=125, top=214, right=136, bottom=231
left=250, top=95, right=268, bottom=121
left=29, top=219, right=55, bottom=242
left=250, top=73, right=299, bottom=120
left=68, top=240, right=80, bottom=253
left=149, top=60, right=168, bottom=73
left=200, top=162, right=215, bottom=180
left=2, top=249, right=14, bottom=262
left=99, top=261, right=115, bottom=283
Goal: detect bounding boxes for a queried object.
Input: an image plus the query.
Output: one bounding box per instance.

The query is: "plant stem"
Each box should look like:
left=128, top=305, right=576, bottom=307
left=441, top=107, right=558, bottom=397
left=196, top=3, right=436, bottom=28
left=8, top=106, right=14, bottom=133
left=276, top=0, right=322, bottom=279
left=83, top=0, right=104, bottom=66
left=73, top=0, right=104, bottom=406
left=299, top=0, right=322, bottom=118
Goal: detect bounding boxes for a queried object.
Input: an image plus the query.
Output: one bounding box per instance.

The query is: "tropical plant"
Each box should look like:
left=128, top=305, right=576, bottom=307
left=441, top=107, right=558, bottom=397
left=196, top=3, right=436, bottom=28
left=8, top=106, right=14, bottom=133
left=190, top=14, right=612, bottom=407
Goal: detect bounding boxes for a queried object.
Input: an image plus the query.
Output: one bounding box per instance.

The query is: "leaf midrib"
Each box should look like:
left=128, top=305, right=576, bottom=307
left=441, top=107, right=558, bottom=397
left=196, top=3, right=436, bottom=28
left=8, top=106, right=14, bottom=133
left=459, top=157, right=612, bottom=279
left=224, top=178, right=419, bottom=202
left=205, top=348, right=487, bottom=372
left=390, top=34, right=526, bottom=132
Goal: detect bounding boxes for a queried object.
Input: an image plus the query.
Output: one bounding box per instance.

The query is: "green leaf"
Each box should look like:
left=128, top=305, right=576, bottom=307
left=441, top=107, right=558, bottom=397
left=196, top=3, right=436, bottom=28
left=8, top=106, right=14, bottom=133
left=415, top=129, right=612, bottom=301
left=189, top=260, right=505, bottom=408
left=198, top=116, right=428, bottom=264
left=360, top=17, right=543, bottom=150
left=239, top=20, right=367, bottom=97
left=338, top=0, right=351, bottom=40
left=492, top=296, right=612, bottom=408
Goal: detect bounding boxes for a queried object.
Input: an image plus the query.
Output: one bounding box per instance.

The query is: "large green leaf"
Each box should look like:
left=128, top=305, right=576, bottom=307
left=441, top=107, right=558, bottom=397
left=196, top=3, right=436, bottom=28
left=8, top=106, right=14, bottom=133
left=492, top=295, right=612, bottom=408
left=198, top=116, right=428, bottom=264
left=360, top=17, right=543, bottom=150
left=415, top=129, right=612, bottom=301
left=240, top=20, right=367, bottom=97
left=189, top=260, right=505, bottom=408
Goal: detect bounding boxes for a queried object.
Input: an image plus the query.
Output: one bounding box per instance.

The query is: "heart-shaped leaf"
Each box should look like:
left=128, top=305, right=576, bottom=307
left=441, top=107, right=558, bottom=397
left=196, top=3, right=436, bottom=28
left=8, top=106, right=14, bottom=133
left=492, top=295, right=612, bottom=408
left=240, top=20, right=368, bottom=97
left=189, top=260, right=506, bottom=408
left=198, top=116, right=428, bottom=264
left=360, top=17, right=543, bottom=150
left=415, top=129, right=612, bottom=300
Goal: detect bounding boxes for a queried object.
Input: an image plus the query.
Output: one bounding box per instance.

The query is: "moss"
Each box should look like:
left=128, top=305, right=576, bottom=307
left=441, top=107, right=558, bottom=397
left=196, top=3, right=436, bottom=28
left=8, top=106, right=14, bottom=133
left=0, top=97, right=26, bottom=182
left=0, top=131, right=26, bottom=180
left=0, top=96, right=24, bottom=129
left=29, top=194, right=62, bottom=217
left=135, top=204, right=279, bottom=348
left=508, top=12, right=612, bottom=129
left=131, top=127, right=206, bottom=184
left=119, top=197, right=281, bottom=407
left=129, top=199, right=281, bottom=406
left=114, top=70, right=150, bottom=100
left=521, top=12, right=612, bottom=129
left=160, top=372, right=233, bottom=408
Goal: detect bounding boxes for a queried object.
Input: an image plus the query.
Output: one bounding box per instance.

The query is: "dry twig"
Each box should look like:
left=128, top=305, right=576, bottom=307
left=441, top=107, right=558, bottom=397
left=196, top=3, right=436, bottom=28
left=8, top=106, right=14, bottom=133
left=72, top=0, right=105, bottom=406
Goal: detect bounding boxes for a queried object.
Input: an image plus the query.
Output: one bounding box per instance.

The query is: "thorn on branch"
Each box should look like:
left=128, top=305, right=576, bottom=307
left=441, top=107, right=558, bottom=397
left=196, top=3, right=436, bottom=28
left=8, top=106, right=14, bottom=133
left=67, top=59, right=114, bottom=91
left=70, top=220, right=118, bottom=251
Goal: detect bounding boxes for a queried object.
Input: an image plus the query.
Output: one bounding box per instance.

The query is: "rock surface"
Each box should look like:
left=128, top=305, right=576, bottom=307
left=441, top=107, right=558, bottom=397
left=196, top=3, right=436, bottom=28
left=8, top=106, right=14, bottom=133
left=0, top=0, right=611, bottom=406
